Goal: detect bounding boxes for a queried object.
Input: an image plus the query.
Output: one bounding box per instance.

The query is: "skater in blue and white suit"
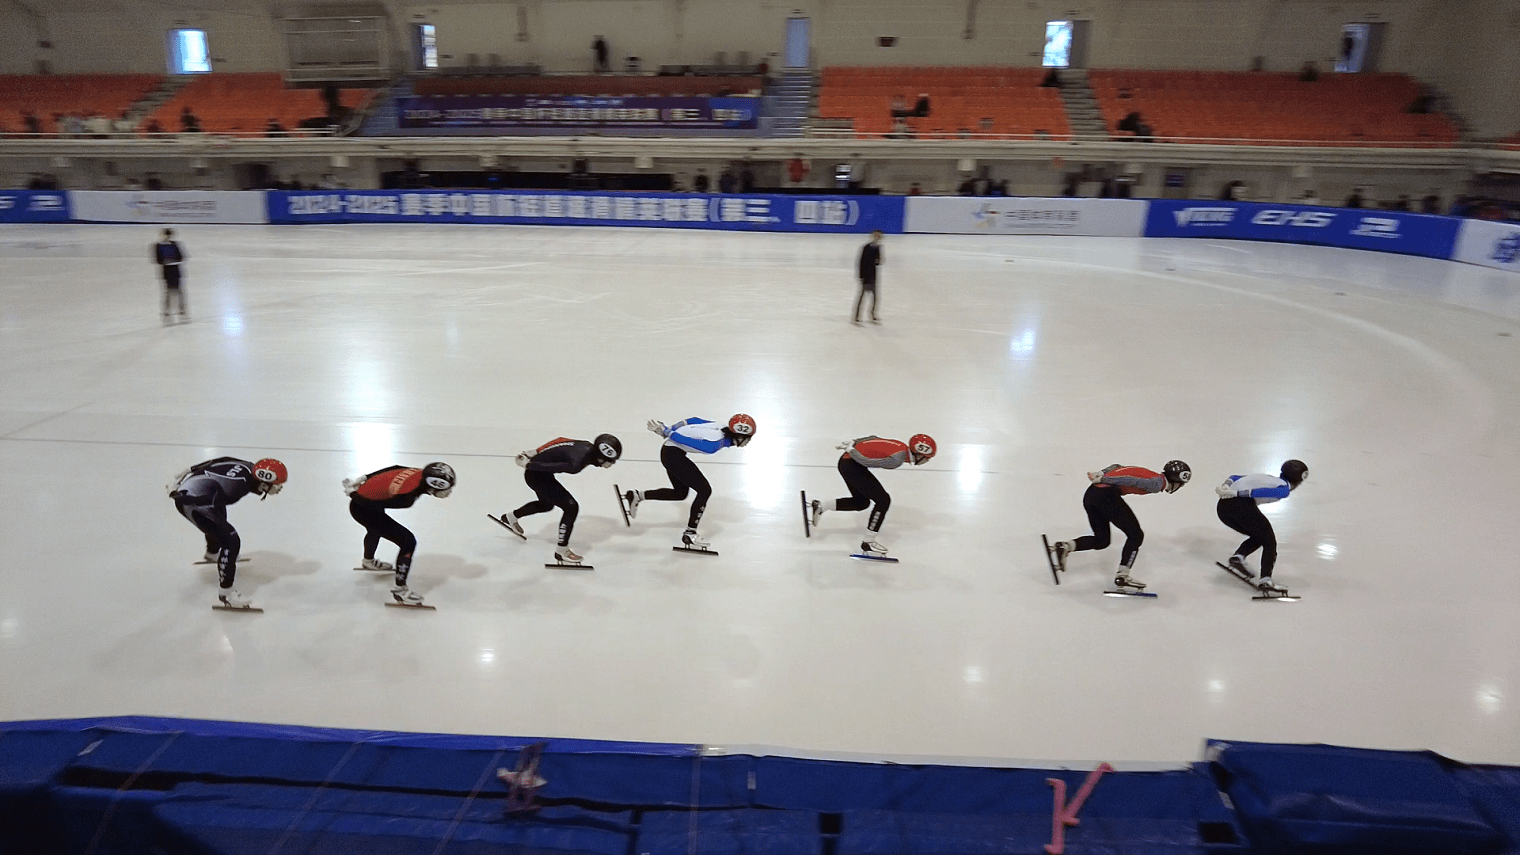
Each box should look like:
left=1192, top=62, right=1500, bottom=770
left=624, top=414, right=756, bottom=550
left=1216, top=459, right=1308, bottom=595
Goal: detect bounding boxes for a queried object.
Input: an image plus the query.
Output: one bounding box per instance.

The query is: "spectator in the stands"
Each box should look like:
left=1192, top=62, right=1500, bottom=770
left=756, top=60, right=770, bottom=83
left=113, top=110, right=135, bottom=136
left=1421, top=192, right=1442, bottom=214
left=957, top=177, right=975, bottom=196
left=1298, top=61, right=1320, bottom=82
left=266, top=118, right=285, bottom=137
left=592, top=36, right=610, bottom=73
left=1298, top=189, right=1321, bottom=206
left=787, top=156, right=808, bottom=185
left=908, top=182, right=922, bottom=196
left=1390, top=195, right=1411, bottom=211
left=88, top=113, right=111, bottom=138
left=693, top=168, right=710, bottom=193
left=1135, top=120, right=1155, bottom=142
left=1118, top=87, right=1134, bottom=100
left=22, top=110, right=41, bottom=135
left=1117, top=111, right=1141, bottom=135
left=1041, top=68, right=1061, bottom=88
left=718, top=167, right=736, bottom=194
left=890, top=95, right=909, bottom=118
left=913, top=93, right=931, bottom=118
left=991, top=179, right=1009, bottom=196
left=739, top=163, right=755, bottom=193
left=1220, top=180, right=1246, bottom=201
left=180, top=106, right=201, bottom=133
left=146, top=173, right=164, bottom=190
left=124, top=177, right=143, bottom=191
left=1344, top=188, right=1365, bottom=208
left=145, top=117, right=164, bottom=135
left=1062, top=173, right=1080, bottom=196
left=1407, top=87, right=1433, bottom=114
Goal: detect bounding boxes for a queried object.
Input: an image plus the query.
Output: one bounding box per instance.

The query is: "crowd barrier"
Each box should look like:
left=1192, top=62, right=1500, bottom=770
left=4, top=717, right=1520, bottom=855
left=2, top=190, right=1518, bottom=271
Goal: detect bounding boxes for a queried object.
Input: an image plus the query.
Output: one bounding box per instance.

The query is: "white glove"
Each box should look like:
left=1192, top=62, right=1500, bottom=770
left=836, top=441, right=854, bottom=451
left=165, top=468, right=190, bottom=496
left=1216, top=480, right=1239, bottom=499
left=343, top=475, right=366, bottom=496
left=647, top=419, right=668, bottom=436
left=515, top=450, right=535, bottom=468
left=1087, top=471, right=1105, bottom=483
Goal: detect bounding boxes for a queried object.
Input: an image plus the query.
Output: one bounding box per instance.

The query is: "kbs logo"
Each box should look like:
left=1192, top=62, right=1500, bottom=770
left=1350, top=217, right=1401, bottom=239
left=1251, top=210, right=1337, bottom=227
left=1173, top=207, right=1234, bottom=226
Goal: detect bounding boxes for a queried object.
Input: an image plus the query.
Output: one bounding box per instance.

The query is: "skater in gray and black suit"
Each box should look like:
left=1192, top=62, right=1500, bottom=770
left=853, top=230, right=883, bottom=325
left=154, top=228, right=188, bottom=323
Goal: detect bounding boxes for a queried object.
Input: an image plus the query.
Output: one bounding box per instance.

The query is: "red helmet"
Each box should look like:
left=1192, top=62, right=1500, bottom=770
left=728, top=414, right=756, bottom=436
left=253, top=458, right=287, bottom=495
left=909, top=434, right=936, bottom=464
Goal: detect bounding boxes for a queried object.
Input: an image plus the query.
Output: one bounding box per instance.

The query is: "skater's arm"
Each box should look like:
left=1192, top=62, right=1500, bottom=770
left=669, top=424, right=728, bottom=455
left=1096, top=466, right=1166, bottom=493
left=1228, top=473, right=1291, bottom=501
left=527, top=442, right=594, bottom=474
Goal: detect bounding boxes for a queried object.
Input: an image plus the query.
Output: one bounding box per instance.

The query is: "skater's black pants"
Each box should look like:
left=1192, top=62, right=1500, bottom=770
left=834, top=456, right=890, bottom=533
left=161, top=266, right=186, bottom=316
left=349, top=499, right=416, bottom=586
left=1217, top=497, right=1277, bottom=575
left=643, top=445, right=711, bottom=530
left=515, top=470, right=578, bottom=547
left=1074, top=485, right=1143, bottom=569
left=177, top=498, right=239, bottom=588
left=853, top=278, right=878, bottom=322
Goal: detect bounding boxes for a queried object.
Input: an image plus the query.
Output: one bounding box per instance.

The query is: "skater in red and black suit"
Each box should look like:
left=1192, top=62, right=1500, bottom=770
left=809, top=433, right=936, bottom=558
left=496, top=434, right=622, bottom=566
left=168, top=456, right=287, bottom=608
left=1048, top=460, right=1191, bottom=592
left=346, top=462, right=455, bottom=606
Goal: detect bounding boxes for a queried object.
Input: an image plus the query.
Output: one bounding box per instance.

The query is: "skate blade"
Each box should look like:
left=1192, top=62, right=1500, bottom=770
left=849, top=553, right=899, bottom=563
left=353, top=566, right=393, bottom=572
left=672, top=546, right=719, bottom=556
left=1253, top=593, right=1301, bottom=601
left=1214, top=561, right=1256, bottom=583
left=614, top=483, right=632, bottom=527
left=487, top=514, right=527, bottom=540
left=194, top=558, right=250, bottom=565
left=1041, top=534, right=1060, bottom=585
left=385, top=601, right=436, bottom=610
left=1102, top=589, right=1157, bottom=598
left=546, top=561, right=594, bottom=570
left=800, top=490, right=811, bottom=538
left=212, top=604, right=264, bottom=613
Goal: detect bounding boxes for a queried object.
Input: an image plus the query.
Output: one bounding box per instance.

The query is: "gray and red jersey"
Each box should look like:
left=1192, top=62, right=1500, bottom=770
left=844, top=436, right=911, bottom=470
left=1092, top=465, right=1167, bottom=495
left=352, top=466, right=428, bottom=509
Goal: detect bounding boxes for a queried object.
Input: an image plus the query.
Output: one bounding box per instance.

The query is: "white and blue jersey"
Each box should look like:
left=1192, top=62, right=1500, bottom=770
left=1222, top=473, right=1292, bottom=503
left=662, top=417, right=732, bottom=455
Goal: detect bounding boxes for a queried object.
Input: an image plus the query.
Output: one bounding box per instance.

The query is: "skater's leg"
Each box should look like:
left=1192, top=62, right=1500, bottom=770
left=183, top=503, right=240, bottom=588
left=658, top=447, right=712, bottom=529
left=867, top=286, right=879, bottom=321
left=1217, top=497, right=1266, bottom=560
left=514, top=470, right=561, bottom=518
left=834, top=457, right=875, bottom=511
left=1073, top=484, right=1114, bottom=552
left=863, top=481, right=891, bottom=533
left=644, top=445, right=694, bottom=502
left=1107, top=495, right=1144, bottom=568
left=525, top=473, right=579, bottom=546
left=349, top=500, right=385, bottom=559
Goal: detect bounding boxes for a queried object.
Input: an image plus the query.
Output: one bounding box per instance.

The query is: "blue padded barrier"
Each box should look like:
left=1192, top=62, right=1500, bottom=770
left=637, top=809, right=823, bottom=855
left=1454, top=767, right=1520, bottom=854
left=1208, top=740, right=1504, bottom=855
left=0, top=730, right=119, bottom=855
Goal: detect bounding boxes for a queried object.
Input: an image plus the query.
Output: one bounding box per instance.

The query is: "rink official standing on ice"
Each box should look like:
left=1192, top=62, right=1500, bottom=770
left=853, top=230, right=884, bottom=325
left=154, top=228, right=188, bottom=324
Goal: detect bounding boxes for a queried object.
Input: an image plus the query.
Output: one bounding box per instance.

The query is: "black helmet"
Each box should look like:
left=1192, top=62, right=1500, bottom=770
left=594, top=434, right=621, bottom=466
left=422, top=462, right=455, bottom=497
left=1162, top=460, right=1191, bottom=492
left=1280, top=459, right=1309, bottom=486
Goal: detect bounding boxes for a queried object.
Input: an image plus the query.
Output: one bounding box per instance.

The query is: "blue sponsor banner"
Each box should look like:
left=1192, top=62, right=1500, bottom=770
left=400, top=95, right=758, bottom=130
left=0, top=190, right=70, bottom=223
left=1144, top=200, right=1460, bottom=259
left=267, top=190, right=904, bottom=234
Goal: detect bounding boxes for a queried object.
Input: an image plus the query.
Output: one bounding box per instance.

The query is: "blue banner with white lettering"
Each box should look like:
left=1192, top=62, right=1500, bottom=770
left=267, top=191, right=904, bottom=234
left=0, top=190, right=70, bottom=223
left=1144, top=200, right=1460, bottom=259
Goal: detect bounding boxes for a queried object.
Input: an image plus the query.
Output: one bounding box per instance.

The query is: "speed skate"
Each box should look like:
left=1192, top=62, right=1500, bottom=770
left=385, top=600, right=436, bottom=610
left=1102, top=587, right=1158, bottom=599
left=1217, top=562, right=1300, bottom=601
left=194, top=558, right=249, bottom=565
left=487, top=514, right=527, bottom=540
left=1041, top=535, right=1062, bottom=585
left=850, top=552, right=899, bottom=564
left=212, top=603, right=263, bottom=613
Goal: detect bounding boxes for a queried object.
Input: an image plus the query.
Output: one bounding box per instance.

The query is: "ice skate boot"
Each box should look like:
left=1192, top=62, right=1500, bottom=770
left=624, top=490, right=643, bottom=520
left=809, top=499, right=826, bottom=528
left=547, top=545, right=592, bottom=569
left=390, top=586, right=426, bottom=606
left=1256, top=576, right=1287, bottom=595
left=216, top=588, right=253, bottom=609
left=1227, top=555, right=1253, bottom=579
left=674, top=528, right=718, bottom=555
left=489, top=510, right=526, bottom=538
left=359, top=558, right=394, bottom=572
left=860, top=540, right=889, bottom=558
left=203, top=549, right=219, bottom=563
left=1053, top=540, right=1075, bottom=573
left=1112, top=571, right=1147, bottom=591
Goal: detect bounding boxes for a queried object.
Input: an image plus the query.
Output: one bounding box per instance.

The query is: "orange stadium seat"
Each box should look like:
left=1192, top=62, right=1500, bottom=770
left=819, top=66, right=1068, bottom=139
left=146, top=73, right=376, bottom=136
left=0, top=74, right=161, bottom=134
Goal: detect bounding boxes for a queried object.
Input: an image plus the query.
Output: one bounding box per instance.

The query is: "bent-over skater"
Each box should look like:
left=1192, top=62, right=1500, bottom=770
left=1215, top=459, right=1307, bottom=595
left=810, top=433, right=936, bottom=558
left=497, top=434, right=621, bottom=566
left=625, top=414, right=755, bottom=550
left=169, top=456, right=287, bottom=607
left=1048, top=460, right=1190, bottom=592
left=346, top=462, right=455, bottom=606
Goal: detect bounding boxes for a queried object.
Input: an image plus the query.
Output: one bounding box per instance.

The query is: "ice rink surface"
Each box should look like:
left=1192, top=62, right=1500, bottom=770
left=2, top=222, right=1518, bottom=766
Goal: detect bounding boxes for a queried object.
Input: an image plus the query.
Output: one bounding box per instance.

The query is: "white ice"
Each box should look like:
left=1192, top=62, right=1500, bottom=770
left=1, top=223, right=1517, bottom=766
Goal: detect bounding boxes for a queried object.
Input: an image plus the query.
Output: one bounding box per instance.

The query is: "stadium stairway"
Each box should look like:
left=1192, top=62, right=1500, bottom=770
left=770, top=70, right=812, bottom=138
left=1057, top=68, right=1107, bottom=138
left=125, top=76, right=192, bottom=127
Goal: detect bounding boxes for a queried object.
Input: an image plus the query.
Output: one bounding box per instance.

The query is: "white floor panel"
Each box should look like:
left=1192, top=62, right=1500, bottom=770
left=1, top=223, right=1517, bottom=765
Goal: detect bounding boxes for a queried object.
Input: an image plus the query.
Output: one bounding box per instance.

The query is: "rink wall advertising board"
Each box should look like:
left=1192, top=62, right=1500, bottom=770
left=0, top=190, right=69, bottom=222
left=398, top=95, right=760, bottom=130
left=266, top=191, right=904, bottom=233
left=70, top=191, right=268, bottom=225
left=1452, top=219, right=1520, bottom=273
left=1144, top=200, right=1461, bottom=259
left=903, top=197, right=1147, bottom=237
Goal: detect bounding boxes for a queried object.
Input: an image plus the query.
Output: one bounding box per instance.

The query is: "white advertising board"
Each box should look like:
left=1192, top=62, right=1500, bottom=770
left=70, top=191, right=268, bottom=225
left=1452, top=218, right=1520, bottom=274
left=904, top=197, right=1147, bottom=237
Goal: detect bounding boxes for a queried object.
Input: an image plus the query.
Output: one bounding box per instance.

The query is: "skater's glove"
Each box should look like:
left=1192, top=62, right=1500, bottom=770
left=1215, top=480, right=1237, bottom=499
left=836, top=441, right=854, bottom=451
left=646, top=419, right=668, bottom=437
left=165, top=467, right=191, bottom=496
left=342, top=475, right=366, bottom=496
left=1087, top=471, right=1105, bottom=483
left=515, top=450, right=535, bottom=468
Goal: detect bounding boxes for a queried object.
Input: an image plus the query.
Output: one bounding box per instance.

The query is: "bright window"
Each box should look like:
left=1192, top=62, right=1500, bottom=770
left=169, top=28, right=211, bottom=74
left=1335, top=23, right=1369, bottom=73
left=418, top=23, right=438, bottom=70
left=1043, top=21, right=1072, bottom=68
